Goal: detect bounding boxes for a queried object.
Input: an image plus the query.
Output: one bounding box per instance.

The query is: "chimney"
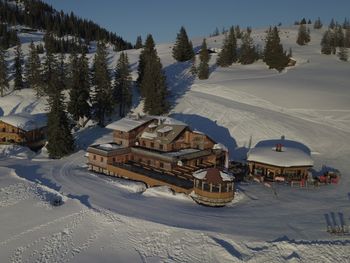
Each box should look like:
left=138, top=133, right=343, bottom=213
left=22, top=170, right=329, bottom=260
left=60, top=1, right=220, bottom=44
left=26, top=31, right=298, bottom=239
left=276, top=143, right=283, bottom=152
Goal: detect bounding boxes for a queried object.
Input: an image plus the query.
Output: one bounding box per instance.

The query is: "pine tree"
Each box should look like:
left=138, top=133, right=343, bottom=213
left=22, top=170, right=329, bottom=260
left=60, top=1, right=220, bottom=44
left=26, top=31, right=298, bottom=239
left=135, top=35, right=143, bottom=49
left=47, top=87, right=74, bottom=158
left=345, top=28, right=350, bottom=48
left=296, top=24, right=311, bottom=45
left=114, top=52, right=132, bottom=117
left=0, top=46, right=9, bottom=97
left=25, top=41, right=43, bottom=96
left=239, top=31, right=257, bottom=65
left=217, top=26, right=237, bottom=67
left=92, top=42, right=113, bottom=126
left=235, top=25, right=242, bottom=39
left=197, top=39, right=210, bottom=79
left=172, top=26, right=194, bottom=62
left=343, top=18, right=350, bottom=29
left=314, top=17, right=323, bottom=29
left=335, top=26, right=345, bottom=47
left=42, top=48, right=58, bottom=95
left=321, top=30, right=332, bottom=54
left=137, top=34, right=155, bottom=96
left=329, top=18, right=336, bottom=29
left=140, top=35, right=169, bottom=115
left=13, top=43, right=24, bottom=90
left=263, top=26, right=289, bottom=72
left=338, top=47, right=348, bottom=61
left=67, top=50, right=91, bottom=126
left=300, top=18, right=307, bottom=25
left=57, top=52, right=67, bottom=91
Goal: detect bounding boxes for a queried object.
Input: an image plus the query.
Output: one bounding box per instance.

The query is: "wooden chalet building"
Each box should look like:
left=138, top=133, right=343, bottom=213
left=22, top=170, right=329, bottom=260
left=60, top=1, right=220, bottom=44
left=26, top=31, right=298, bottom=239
left=87, top=114, right=234, bottom=206
left=0, top=113, right=47, bottom=149
left=247, top=141, right=313, bottom=183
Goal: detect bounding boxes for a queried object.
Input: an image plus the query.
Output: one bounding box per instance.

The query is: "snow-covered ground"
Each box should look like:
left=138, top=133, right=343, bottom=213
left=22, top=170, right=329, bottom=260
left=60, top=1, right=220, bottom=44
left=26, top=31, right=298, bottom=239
left=1, top=25, right=350, bottom=262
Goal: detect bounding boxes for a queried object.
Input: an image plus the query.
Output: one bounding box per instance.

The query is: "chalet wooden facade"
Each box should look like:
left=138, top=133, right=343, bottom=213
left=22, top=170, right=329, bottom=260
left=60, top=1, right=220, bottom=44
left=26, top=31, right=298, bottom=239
left=87, top=114, right=234, bottom=206
left=0, top=113, right=47, bottom=149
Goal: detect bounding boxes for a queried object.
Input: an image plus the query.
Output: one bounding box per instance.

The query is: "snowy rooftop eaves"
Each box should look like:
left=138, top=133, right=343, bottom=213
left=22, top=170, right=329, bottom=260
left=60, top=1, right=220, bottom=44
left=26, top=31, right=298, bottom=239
left=193, top=168, right=234, bottom=182
left=106, top=115, right=156, bottom=132
left=0, top=113, right=47, bottom=131
left=247, top=146, right=313, bottom=168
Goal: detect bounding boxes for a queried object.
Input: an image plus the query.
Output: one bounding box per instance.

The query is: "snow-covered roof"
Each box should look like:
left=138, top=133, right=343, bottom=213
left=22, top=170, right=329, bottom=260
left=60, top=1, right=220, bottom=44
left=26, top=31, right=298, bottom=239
left=157, top=126, right=173, bottom=133
left=213, top=143, right=228, bottom=152
left=247, top=146, right=313, bottom=167
left=140, top=131, right=157, bottom=140
left=0, top=113, right=47, bottom=131
left=106, top=115, right=155, bottom=132
left=193, top=168, right=234, bottom=182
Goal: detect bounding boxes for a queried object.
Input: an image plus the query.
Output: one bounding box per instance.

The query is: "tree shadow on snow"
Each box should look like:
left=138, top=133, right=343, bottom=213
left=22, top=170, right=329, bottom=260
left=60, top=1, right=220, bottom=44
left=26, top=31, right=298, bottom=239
left=74, top=126, right=112, bottom=150
left=7, top=163, right=62, bottom=192
left=170, top=113, right=248, bottom=160
left=164, top=61, right=195, bottom=109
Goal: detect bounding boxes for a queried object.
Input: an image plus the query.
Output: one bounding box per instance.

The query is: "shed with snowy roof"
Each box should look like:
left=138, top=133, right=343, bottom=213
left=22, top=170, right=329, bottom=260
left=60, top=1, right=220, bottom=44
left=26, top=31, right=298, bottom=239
left=192, top=168, right=234, bottom=206
left=0, top=113, right=47, bottom=148
left=247, top=141, right=313, bottom=182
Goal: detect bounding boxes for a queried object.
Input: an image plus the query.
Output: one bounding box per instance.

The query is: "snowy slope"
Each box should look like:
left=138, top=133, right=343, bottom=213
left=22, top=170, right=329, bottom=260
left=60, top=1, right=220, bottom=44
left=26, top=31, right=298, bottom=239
left=1, top=25, right=350, bottom=262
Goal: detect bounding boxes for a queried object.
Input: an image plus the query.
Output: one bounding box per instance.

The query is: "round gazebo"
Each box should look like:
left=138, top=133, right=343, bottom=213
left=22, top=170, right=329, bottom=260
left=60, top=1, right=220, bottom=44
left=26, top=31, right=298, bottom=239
left=192, top=168, right=234, bottom=207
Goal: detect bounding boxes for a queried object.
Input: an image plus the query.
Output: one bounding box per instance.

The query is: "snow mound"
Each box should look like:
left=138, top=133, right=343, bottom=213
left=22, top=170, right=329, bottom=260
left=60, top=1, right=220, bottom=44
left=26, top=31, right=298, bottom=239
left=0, top=144, right=36, bottom=159
left=143, top=186, right=192, bottom=202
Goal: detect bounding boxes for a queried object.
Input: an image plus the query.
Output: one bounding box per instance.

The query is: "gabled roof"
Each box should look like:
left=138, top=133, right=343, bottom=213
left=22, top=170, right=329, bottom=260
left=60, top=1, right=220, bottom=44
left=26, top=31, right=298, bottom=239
left=140, top=123, right=188, bottom=145
left=106, top=115, right=156, bottom=132
left=0, top=113, right=47, bottom=131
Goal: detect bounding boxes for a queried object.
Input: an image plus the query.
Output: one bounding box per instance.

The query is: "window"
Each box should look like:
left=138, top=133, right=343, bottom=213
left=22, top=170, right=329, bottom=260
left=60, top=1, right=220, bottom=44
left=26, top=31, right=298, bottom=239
left=160, top=162, right=164, bottom=168
left=150, top=142, right=154, bottom=148
left=147, top=160, right=151, bottom=165
left=159, top=144, right=163, bottom=150
left=93, top=155, right=96, bottom=160
left=100, top=157, right=103, bottom=162
left=2, top=127, right=5, bottom=132
left=113, top=157, right=116, bottom=163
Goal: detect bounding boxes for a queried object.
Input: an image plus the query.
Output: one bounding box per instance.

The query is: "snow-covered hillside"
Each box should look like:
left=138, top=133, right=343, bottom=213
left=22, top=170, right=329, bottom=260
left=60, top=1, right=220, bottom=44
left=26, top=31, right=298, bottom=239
left=1, top=25, right=350, bottom=262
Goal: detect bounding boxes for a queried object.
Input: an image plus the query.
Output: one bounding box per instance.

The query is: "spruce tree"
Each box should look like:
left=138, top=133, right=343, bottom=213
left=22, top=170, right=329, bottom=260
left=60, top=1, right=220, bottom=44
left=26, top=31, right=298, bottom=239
left=321, top=30, right=332, bottom=54
left=67, top=50, right=91, bottom=126
left=92, top=42, right=113, bottom=126
left=338, top=47, right=348, bottom=61
left=0, top=46, right=9, bottom=97
left=137, top=34, right=155, bottom=96
left=172, top=26, right=194, bottom=62
left=300, top=18, right=307, bottom=25
left=140, top=34, right=169, bottom=115
left=114, top=52, right=132, bottom=117
left=47, top=86, right=75, bottom=158
left=296, top=24, right=311, bottom=45
left=263, top=27, right=289, bottom=72
left=329, top=19, right=336, bottom=29
left=13, top=43, right=24, bottom=90
left=197, top=39, right=210, bottom=80
left=42, top=48, right=58, bottom=95
left=217, top=26, right=237, bottom=67
left=239, top=31, right=257, bottom=65
left=314, top=17, right=323, bottom=29
left=135, top=36, right=143, bottom=49
left=25, top=41, right=43, bottom=96
left=57, top=52, right=67, bottom=91
left=345, top=28, right=350, bottom=48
